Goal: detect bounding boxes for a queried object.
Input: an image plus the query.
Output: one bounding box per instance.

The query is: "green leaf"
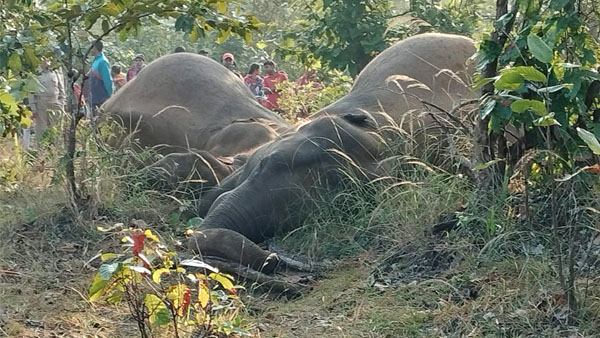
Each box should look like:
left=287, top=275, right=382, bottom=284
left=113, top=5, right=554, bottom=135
left=244, top=30, right=252, bottom=44
left=510, top=99, right=547, bottom=116
left=216, top=29, right=231, bottom=44
left=494, top=72, right=524, bottom=91
left=23, top=47, right=38, bottom=69
left=473, top=158, right=504, bottom=170
left=472, top=77, right=496, bottom=90
left=533, top=113, right=561, bottom=126
left=89, top=273, right=108, bottom=301
left=99, top=262, right=121, bottom=280
left=145, top=294, right=171, bottom=326
left=99, top=3, right=121, bottom=16
left=577, top=127, right=600, bottom=155
left=0, top=91, right=19, bottom=113
left=527, top=35, right=553, bottom=63
left=106, top=290, right=123, bottom=304
left=480, top=99, right=496, bottom=119
left=504, top=66, right=546, bottom=82
left=550, top=0, right=570, bottom=10
left=101, top=19, right=110, bottom=32
left=536, top=84, right=571, bottom=94
left=7, top=53, right=22, bottom=72
left=190, top=26, right=199, bottom=42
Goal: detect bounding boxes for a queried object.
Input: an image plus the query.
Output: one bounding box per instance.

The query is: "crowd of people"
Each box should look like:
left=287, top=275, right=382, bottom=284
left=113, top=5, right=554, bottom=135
left=23, top=41, right=324, bottom=149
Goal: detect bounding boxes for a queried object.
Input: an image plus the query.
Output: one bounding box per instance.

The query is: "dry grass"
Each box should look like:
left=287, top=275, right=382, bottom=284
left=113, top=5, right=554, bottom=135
left=2, top=132, right=600, bottom=337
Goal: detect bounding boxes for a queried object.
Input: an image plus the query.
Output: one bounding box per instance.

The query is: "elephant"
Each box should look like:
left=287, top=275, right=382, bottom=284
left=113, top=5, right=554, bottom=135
left=101, top=52, right=291, bottom=190
left=102, top=52, right=290, bottom=156
left=313, top=32, right=478, bottom=161
left=187, top=33, right=481, bottom=270
left=188, top=112, right=392, bottom=272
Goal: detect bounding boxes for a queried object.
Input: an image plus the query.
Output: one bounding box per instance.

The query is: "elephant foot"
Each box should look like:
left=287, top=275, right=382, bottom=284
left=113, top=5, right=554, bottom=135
left=188, top=228, right=279, bottom=274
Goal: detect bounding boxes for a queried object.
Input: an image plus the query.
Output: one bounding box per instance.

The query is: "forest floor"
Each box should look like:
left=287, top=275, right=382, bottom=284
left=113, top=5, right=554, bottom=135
left=1, top=139, right=600, bottom=338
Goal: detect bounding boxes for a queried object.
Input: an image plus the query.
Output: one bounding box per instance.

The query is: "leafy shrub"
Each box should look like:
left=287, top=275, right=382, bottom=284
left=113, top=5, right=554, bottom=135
left=89, top=225, right=251, bottom=337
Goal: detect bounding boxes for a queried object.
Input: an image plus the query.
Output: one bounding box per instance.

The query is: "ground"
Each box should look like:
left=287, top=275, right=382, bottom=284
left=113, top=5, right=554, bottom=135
left=1, top=138, right=600, bottom=338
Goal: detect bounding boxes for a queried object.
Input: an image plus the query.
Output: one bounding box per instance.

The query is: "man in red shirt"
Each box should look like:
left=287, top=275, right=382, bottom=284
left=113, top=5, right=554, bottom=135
left=262, top=60, right=288, bottom=113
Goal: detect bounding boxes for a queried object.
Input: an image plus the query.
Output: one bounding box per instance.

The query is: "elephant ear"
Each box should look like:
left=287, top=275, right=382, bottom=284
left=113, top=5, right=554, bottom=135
left=342, top=112, right=377, bottom=130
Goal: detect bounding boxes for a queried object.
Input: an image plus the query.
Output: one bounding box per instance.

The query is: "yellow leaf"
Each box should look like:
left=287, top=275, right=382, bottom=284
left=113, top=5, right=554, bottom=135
left=19, top=115, right=33, bottom=128
left=217, top=1, right=227, bottom=14
left=217, top=29, right=231, bottom=44
left=244, top=30, right=252, bottom=44
left=198, top=282, right=209, bottom=308
left=99, top=3, right=121, bottom=16
left=152, top=268, right=170, bottom=283
left=190, top=26, right=199, bottom=42
left=256, top=41, right=267, bottom=49
left=209, top=272, right=235, bottom=293
left=0, top=91, right=18, bottom=112
left=144, top=229, right=160, bottom=243
left=101, top=253, right=118, bottom=261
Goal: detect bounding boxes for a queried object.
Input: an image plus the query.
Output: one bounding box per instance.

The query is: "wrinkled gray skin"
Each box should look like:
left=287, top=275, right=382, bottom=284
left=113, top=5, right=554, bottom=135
left=188, top=33, right=478, bottom=270
left=188, top=113, right=391, bottom=271
left=101, top=52, right=290, bottom=191
left=103, top=53, right=289, bottom=156
left=144, top=151, right=249, bottom=192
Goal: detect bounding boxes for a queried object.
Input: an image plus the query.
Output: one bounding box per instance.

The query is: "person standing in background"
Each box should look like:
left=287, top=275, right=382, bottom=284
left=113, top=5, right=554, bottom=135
left=28, top=56, right=66, bottom=144
left=86, top=40, right=113, bottom=117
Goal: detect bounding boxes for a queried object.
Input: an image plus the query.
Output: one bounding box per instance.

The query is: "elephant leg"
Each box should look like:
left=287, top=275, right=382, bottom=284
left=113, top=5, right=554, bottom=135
left=187, top=228, right=279, bottom=274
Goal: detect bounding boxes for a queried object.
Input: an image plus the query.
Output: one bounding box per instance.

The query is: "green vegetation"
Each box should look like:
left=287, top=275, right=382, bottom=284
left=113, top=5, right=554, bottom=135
left=1, top=0, right=600, bottom=337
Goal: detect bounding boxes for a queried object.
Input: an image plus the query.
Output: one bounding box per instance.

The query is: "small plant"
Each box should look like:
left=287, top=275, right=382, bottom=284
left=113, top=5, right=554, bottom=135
left=276, top=70, right=351, bottom=123
left=89, top=225, right=251, bottom=338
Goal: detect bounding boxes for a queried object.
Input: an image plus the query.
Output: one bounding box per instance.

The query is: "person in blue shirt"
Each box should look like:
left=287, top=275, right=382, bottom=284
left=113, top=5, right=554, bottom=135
left=87, top=40, right=112, bottom=117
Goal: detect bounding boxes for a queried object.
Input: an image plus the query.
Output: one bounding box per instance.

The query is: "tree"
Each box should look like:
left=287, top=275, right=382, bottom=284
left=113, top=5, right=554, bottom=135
left=278, top=0, right=393, bottom=77
left=472, top=0, right=600, bottom=322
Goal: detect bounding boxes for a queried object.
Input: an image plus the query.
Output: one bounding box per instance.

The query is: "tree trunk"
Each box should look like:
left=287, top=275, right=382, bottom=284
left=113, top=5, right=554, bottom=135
left=471, top=0, right=517, bottom=189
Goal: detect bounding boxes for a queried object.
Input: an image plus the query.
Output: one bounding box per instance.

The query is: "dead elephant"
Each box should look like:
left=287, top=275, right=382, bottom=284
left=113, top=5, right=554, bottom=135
left=101, top=52, right=290, bottom=189
left=188, top=113, right=391, bottom=272
left=314, top=32, right=478, bottom=164
left=102, top=52, right=289, bottom=156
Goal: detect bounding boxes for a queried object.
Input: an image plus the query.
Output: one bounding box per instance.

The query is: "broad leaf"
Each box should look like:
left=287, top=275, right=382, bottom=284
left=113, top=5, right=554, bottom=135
left=528, top=35, right=553, bottom=63
left=152, top=268, right=170, bottom=283
left=480, top=99, right=496, bottom=119
left=89, top=273, right=108, bottom=301
left=472, top=76, right=496, bottom=90
left=577, top=127, right=600, bottom=155
left=504, top=66, right=546, bottom=82
left=510, top=99, right=547, bottom=116
left=99, top=262, right=121, bottom=280
left=180, top=259, right=219, bottom=272
left=536, top=84, right=571, bottom=93
left=550, top=0, right=570, bottom=10
left=534, top=113, right=561, bottom=126
left=144, top=294, right=171, bottom=326
left=494, top=72, right=524, bottom=90
left=7, top=53, right=22, bottom=71
left=198, top=282, right=210, bottom=308
left=100, top=253, right=118, bottom=261
left=209, top=272, right=236, bottom=294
